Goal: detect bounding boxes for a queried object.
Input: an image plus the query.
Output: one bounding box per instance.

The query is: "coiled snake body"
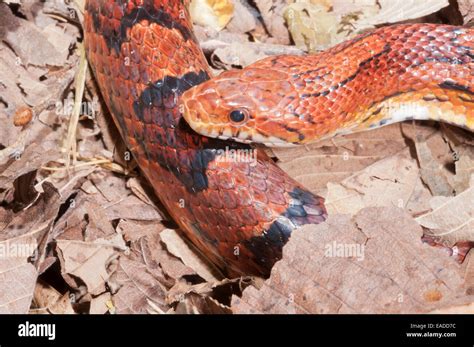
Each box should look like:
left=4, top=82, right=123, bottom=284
left=84, top=0, right=473, bottom=277
left=84, top=0, right=326, bottom=277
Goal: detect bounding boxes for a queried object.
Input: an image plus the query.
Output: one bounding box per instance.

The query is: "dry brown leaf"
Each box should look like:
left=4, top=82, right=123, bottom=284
left=0, top=185, right=59, bottom=314
left=160, top=229, right=222, bottom=282
left=0, top=233, right=40, bottom=313
left=129, top=230, right=195, bottom=280
left=416, top=179, right=474, bottom=244
left=52, top=193, right=94, bottom=241
left=89, top=292, right=112, bottom=314
left=195, top=25, right=248, bottom=48
left=226, top=0, right=258, bottom=33
left=273, top=123, right=436, bottom=192
left=0, top=143, right=59, bottom=188
left=48, top=293, right=76, bottom=314
left=174, top=293, right=231, bottom=314
left=56, top=237, right=121, bottom=295
left=106, top=229, right=198, bottom=314
left=104, top=228, right=198, bottom=314
left=0, top=2, right=78, bottom=176
left=83, top=201, right=117, bottom=241
left=53, top=175, right=162, bottom=243
left=331, top=0, right=378, bottom=16
left=449, top=145, right=474, bottom=194
left=0, top=3, right=73, bottom=67
left=117, top=219, right=166, bottom=243
left=53, top=190, right=115, bottom=242
left=190, top=0, right=234, bottom=31
left=33, top=280, right=62, bottom=311
left=405, top=177, right=434, bottom=217
left=32, top=280, right=75, bottom=314
left=325, top=153, right=420, bottom=215
left=285, top=2, right=341, bottom=52
left=126, top=177, right=157, bottom=206
left=1, top=182, right=57, bottom=234
left=207, top=35, right=303, bottom=68
left=104, top=195, right=163, bottom=221
left=458, top=0, right=474, bottom=24
left=167, top=277, right=248, bottom=313
left=415, top=138, right=454, bottom=196
left=464, top=256, right=474, bottom=297
left=88, top=171, right=130, bottom=202
left=196, top=19, right=302, bottom=69
left=0, top=259, right=37, bottom=314
left=0, top=1, right=135, bottom=314
left=0, top=185, right=64, bottom=314
left=86, top=172, right=163, bottom=221
left=286, top=0, right=449, bottom=51
left=254, top=0, right=291, bottom=44
left=232, top=207, right=473, bottom=313
left=109, top=257, right=169, bottom=314
left=356, top=0, right=449, bottom=26
left=52, top=190, right=115, bottom=242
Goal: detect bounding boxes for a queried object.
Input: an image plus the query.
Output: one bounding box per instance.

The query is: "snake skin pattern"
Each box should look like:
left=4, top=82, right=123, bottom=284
left=182, top=24, right=474, bottom=146
left=84, top=0, right=327, bottom=277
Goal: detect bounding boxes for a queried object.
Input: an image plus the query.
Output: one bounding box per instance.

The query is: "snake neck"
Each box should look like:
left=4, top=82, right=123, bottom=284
left=321, top=25, right=472, bottom=141
left=260, top=24, right=474, bottom=144
left=345, top=87, right=474, bottom=137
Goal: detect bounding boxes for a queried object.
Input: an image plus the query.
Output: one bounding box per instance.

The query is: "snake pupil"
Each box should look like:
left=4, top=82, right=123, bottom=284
left=229, top=109, right=247, bottom=123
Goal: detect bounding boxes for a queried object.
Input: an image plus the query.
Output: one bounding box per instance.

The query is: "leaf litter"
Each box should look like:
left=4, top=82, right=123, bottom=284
left=0, top=0, right=472, bottom=314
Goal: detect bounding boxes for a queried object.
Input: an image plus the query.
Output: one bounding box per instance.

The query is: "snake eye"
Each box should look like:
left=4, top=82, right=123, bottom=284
left=229, top=108, right=249, bottom=124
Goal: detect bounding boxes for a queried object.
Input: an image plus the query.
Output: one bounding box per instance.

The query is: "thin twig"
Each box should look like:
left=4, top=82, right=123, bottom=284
left=65, top=43, right=88, bottom=169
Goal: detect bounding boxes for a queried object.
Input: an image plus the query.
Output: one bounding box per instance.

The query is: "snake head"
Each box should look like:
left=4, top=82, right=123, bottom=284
left=181, top=65, right=303, bottom=147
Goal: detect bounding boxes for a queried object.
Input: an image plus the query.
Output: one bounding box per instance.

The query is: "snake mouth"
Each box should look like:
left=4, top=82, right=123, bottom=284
left=183, top=109, right=298, bottom=147
left=181, top=99, right=251, bottom=142
left=218, top=128, right=299, bottom=147
left=182, top=100, right=298, bottom=147
left=187, top=118, right=255, bottom=144
left=216, top=128, right=253, bottom=143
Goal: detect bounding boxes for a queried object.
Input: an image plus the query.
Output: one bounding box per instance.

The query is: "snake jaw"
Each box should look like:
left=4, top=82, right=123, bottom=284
left=183, top=103, right=301, bottom=147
